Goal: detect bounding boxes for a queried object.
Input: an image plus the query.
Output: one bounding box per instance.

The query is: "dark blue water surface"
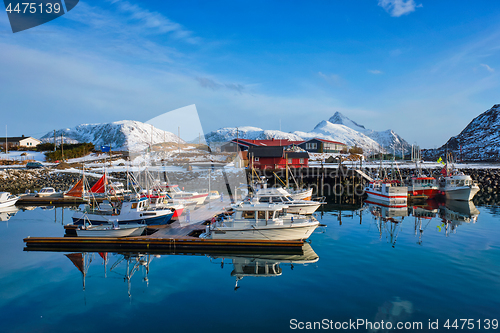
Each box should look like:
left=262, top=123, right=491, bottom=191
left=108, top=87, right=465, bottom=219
left=0, top=200, right=499, bottom=333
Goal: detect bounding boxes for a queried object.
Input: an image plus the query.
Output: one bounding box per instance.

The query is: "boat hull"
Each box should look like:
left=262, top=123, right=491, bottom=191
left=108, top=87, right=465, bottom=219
left=0, top=196, right=19, bottom=208
left=286, top=203, right=321, bottom=215
left=76, top=225, right=146, bottom=237
left=365, top=190, right=407, bottom=206
left=444, top=186, right=480, bottom=201
left=72, top=211, right=173, bottom=225
left=409, top=188, right=439, bottom=199
left=290, top=189, right=313, bottom=201
left=206, top=222, right=319, bottom=241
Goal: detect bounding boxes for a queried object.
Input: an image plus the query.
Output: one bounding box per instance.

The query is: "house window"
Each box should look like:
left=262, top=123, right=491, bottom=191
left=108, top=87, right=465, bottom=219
left=288, top=158, right=292, bottom=164
left=299, top=158, right=304, bottom=164
left=305, top=143, right=317, bottom=150
left=254, top=157, right=259, bottom=162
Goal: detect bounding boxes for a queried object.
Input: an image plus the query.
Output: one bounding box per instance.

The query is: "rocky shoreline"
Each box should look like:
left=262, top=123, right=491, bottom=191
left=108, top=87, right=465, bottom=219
left=1, top=167, right=499, bottom=204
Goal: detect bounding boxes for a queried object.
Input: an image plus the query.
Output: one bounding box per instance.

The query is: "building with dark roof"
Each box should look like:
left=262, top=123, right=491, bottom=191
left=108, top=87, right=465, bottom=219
left=298, top=138, right=347, bottom=153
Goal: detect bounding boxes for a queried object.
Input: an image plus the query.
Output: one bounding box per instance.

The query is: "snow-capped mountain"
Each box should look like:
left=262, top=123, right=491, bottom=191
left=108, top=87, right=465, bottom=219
left=205, top=112, right=412, bottom=154
left=205, top=126, right=303, bottom=144
left=328, top=112, right=411, bottom=152
left=294, top=120, right=382, bottom=152
left=40, top=120, right=184, bottom=152
left=422, top=104, right=500, bottom=161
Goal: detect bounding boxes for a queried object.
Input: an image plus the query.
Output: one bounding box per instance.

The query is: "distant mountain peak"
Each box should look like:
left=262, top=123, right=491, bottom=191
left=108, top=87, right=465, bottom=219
left=328, top=112, right=366, bottom=130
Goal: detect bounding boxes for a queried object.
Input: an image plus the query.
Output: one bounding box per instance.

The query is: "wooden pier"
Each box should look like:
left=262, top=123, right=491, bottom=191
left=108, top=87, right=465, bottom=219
left=23, top=199, right=304, bottom=254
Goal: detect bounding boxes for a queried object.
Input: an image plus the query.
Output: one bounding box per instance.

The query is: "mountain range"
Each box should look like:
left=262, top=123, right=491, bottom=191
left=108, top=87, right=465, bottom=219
left=422, top=104, right=500, bottom=161
left=205, top=112, right=411, bottom=154
left=40, top=120, right=183, bottom=152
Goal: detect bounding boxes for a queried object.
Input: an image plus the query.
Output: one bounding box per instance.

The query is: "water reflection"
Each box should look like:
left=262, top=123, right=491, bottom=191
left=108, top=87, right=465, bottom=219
left=365, top=199, right=407, bottom=248
left=62, top=243, right=318, bottom=296
left=0, top=205, right=19, bottom=222
left=66, top=252, right=155, bottom=297
left=361, top=199, right=481, bottom=246
left=209, top=243, right=319, bottom=290
left=437, top=200, right=480, bottom=236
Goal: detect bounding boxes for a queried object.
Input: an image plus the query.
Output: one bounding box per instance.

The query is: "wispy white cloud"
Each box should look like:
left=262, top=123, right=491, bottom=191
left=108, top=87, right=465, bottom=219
left=368, top=69, right=383, bottom=74
left=196, top=77, right=245, bottom=93
left=106, top=0, right=199, bottom=43
left=318, top=72, right=344, bottom=86
left=378, top=0, right=422, bottom=17
left=480, top=63, right=495, bottom=73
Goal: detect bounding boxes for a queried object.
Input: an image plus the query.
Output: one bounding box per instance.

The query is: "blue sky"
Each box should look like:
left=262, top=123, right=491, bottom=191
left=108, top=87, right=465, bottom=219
left=1, top=0, right=499, bottom=147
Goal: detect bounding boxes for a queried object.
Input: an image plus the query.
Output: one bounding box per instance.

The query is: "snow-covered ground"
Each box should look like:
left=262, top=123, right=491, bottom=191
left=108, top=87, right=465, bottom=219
left=0, top=151, right=46, bottom=162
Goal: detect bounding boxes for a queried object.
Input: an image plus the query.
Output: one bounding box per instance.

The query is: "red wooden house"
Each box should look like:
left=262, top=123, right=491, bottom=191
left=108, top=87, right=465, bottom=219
left=248, top=146, right=309, bottom=170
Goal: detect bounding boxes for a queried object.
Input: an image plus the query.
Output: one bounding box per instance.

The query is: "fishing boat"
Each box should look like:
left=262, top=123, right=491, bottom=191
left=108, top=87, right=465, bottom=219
left=72, top=197, right=174, bottom=225
left=161, top=184, right=208, bottom=205
left=0, top=192, right=19, bottom=208
left=142, top=191, right=185, bottom=218
left=438, top=172, right=480, bottom=201
left=200, top=201, right=319, bottom=240
left=246, top=186, right=324, bottom=215
left=364, top=180, right=408, bottom=207
left=407, top=177, right=439, bottom=199
left=75, top=221, right=146, bottom=237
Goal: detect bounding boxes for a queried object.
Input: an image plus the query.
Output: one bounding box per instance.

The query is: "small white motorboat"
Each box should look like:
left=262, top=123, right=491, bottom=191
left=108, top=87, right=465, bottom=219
left=0, top=192, right=20, bottom=208
left=36, top=187, right=63, bottom=198
left=75, top=220, right=146, bottom=238
left=201, top=201, right=319, bottom=241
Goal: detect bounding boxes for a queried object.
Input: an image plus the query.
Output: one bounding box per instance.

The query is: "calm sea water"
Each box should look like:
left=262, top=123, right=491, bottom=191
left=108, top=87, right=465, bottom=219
left=0, top=199, right=499, bottom=333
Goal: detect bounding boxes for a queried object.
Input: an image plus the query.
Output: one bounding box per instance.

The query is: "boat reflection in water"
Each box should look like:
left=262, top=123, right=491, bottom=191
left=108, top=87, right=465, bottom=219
left=438, top=200, right=480, bottom=236
left=365, top=199, right=408, bottom=248
left=0, top=205, right=19, bottom=222
left=65, top=252, right=155, bottom=297
left=410, top=200, right=439, bottom=245
left=209, top=243, right=319, bottom=290
left=63, top=243, right=319, bottom=295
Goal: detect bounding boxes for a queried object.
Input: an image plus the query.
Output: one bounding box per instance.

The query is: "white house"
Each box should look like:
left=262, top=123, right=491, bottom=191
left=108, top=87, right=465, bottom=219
left=0, top=135, right=42, bottom=149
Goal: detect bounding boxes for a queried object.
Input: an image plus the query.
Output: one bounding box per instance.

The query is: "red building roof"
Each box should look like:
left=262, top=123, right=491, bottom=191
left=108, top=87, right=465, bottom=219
left=232, top=138, right=304, bottom=147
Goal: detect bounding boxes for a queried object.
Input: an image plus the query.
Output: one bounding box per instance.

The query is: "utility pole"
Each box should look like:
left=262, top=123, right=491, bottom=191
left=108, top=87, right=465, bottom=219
left=5, top=125, right=7, bottom=155
left=61, top=134, right=64, bottom=161
left=54, top=130, right=56, bottom=152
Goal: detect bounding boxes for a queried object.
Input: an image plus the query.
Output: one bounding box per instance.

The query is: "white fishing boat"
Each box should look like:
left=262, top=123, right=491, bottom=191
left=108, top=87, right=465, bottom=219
left=0, top=192, right=19, bottom=208
left=72, top=197, right=174, bottom=225
left=246, top=186, right=324, bottom=215
left=162, top=184, right=208, bottom=205
left=200, top=201, right=319, bottom=241
left=75, top=220, right=146, bottom=237
left=364, top=180, right=408, bottom=206
left=288, top=188, right=313, bottom=201
left=438, top=172, right=480, bottom=201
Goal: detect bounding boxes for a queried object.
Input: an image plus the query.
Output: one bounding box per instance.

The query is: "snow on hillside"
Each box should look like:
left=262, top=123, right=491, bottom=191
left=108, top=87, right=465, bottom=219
left=205, top=126, right=303, bottom=144
left=294, top=120, right=382, bottom=152
left=328, top=111, right=411, bottom=152
left=423, top=104, right=500, bottom=161
left=40, top=120, right=184, bottom=152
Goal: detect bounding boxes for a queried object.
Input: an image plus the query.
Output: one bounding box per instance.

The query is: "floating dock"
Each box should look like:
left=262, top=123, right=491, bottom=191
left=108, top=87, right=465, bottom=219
left=23, top=199, right=305, bottom=254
